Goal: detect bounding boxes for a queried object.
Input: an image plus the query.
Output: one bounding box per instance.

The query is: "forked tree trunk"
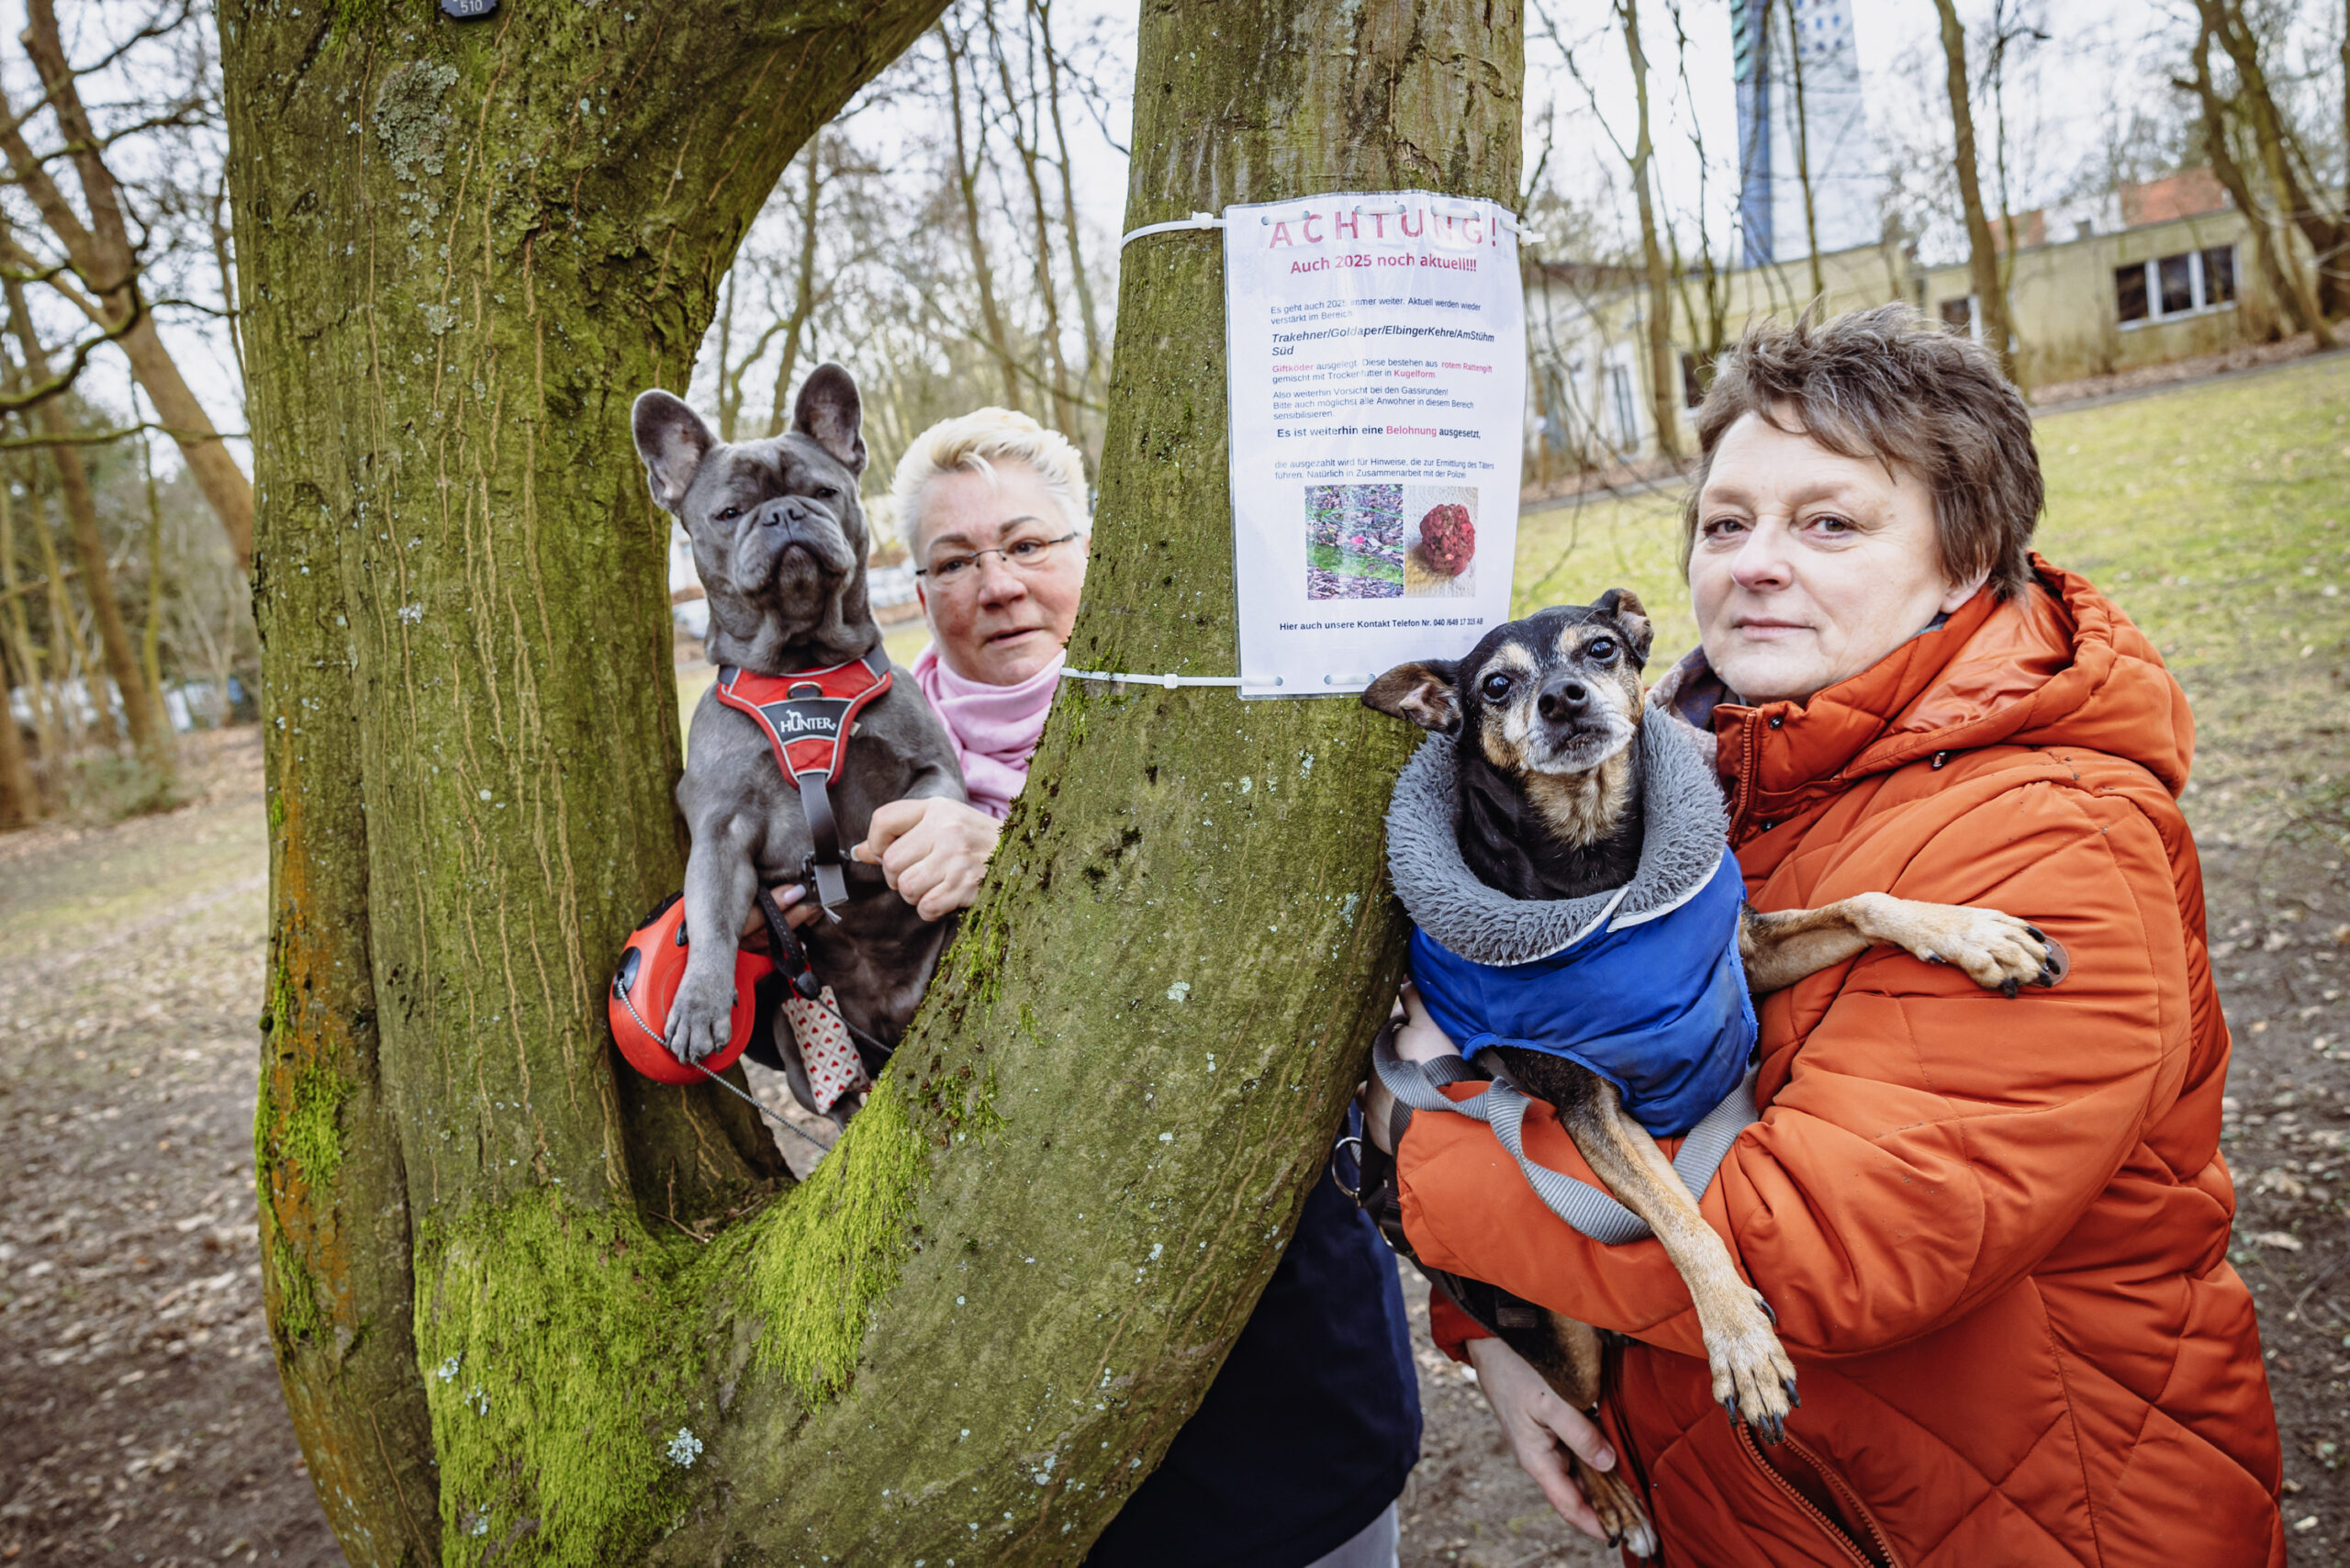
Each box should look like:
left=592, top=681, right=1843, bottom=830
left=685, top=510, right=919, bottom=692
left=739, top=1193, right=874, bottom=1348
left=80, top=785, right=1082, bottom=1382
left=225, top=0, right=1516, bottom=1562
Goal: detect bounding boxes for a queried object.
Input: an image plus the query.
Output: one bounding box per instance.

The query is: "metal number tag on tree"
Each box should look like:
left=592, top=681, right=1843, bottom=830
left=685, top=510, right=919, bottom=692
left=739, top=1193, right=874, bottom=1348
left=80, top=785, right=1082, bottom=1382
left=1223, top=191, right=1527, bottom=699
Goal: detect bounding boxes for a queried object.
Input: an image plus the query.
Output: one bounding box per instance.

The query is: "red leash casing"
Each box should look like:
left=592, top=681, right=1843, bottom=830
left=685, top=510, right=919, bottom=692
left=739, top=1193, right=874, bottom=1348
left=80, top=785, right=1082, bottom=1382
left=608, top=893, right=774, bottom=1084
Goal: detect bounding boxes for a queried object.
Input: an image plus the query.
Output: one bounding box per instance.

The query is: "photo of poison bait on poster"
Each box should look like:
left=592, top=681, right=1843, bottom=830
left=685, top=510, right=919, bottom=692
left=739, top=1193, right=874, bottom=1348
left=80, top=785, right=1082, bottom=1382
left=1222, top=190, right=1527, bottom=699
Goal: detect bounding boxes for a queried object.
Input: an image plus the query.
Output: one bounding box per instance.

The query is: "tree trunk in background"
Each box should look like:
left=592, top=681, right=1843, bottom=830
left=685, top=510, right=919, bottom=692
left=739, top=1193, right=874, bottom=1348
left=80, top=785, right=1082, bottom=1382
left=1780, top=0, right=1824, bottom=301
left=2202, top=0, right=2350, bottom=319
left=13, top=0, right=256, bottom=574
left=228, top=0, right=1512, bottom=1561
left=764, top=135, right=828, bottom=439
left=1930, top=0, right=2018, bottom=383
left=1037, top=0, right=1106, bottom=409
left=0, top=482, right=43, bottom=822
left=2185, top=27, right=2334, bottom=350
left=1619, top=0, right=1683, bottom=458
left=5, top=279, right=168, bottom=772
left=946, top=17, right=1025, bottom=409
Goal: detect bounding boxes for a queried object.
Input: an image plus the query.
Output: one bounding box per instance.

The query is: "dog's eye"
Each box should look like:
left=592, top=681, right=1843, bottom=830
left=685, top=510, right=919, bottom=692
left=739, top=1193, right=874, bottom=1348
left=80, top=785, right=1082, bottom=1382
left=1480, top=672, right=1513, bottom=701
left=715, top=506, right=743, bottom=522
left=1586, top=637, right=1616, bottom=662
left=810, top=486, right=839, bottom=502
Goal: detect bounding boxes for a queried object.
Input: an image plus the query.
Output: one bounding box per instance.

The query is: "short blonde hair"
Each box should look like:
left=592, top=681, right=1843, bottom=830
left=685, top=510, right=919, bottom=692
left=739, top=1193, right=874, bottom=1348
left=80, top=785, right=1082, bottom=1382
left=888, top=408, right=1091, bottom=559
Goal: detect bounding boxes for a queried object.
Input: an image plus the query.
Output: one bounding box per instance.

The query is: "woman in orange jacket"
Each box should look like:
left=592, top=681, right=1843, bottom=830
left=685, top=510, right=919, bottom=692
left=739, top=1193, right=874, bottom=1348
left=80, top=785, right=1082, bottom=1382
left=1376, top=306, right=2285, bottom=1566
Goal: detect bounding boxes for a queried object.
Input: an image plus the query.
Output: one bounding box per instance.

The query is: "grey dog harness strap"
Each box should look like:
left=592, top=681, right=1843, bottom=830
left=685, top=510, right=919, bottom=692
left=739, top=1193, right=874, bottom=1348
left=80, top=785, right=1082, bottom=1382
left=1374, top=1034, right=1759, bottom=1245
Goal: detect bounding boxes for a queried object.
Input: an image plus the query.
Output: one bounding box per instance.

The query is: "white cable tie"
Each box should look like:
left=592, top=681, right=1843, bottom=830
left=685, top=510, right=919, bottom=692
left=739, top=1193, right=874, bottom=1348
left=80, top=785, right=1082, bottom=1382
left=1119, top=212, right=1225, bottom=249
left=1061, top=667, right=1256, bottom=689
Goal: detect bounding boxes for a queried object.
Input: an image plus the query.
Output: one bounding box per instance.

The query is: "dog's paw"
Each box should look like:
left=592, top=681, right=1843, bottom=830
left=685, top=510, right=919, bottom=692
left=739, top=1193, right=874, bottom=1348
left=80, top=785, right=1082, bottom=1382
left=1572, top=1452, right=1659, bottom=1559
left=1701, top=1283, right=1799, bottom=1441
left=664, top=966, right=737, bottom=1065
left=1867, top=898, right=2054, bottom=995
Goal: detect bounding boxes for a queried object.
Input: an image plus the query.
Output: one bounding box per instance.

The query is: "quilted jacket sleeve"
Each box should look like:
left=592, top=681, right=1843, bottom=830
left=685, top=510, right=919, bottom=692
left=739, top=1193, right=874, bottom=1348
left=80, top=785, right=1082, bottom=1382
left=1394, top=773, right=2194, bottom=1361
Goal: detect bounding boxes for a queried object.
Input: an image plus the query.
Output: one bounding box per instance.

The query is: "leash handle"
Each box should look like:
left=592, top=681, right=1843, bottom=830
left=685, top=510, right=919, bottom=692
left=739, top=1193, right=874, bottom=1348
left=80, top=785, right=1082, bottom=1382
left=796, top=772, right=851, bottom=913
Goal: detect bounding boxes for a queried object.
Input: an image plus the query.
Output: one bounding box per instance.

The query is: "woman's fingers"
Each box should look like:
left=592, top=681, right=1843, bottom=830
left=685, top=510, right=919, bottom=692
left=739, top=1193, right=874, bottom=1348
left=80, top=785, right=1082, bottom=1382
left=853, top=798, right=931, bottom=869
left=1465, top=1336, right=1617, bottom=1542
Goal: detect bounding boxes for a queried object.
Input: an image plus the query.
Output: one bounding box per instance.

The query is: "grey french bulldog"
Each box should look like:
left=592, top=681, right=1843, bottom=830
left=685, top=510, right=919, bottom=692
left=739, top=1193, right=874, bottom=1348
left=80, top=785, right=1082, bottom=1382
left=632, top=364, right=966, bottom=1075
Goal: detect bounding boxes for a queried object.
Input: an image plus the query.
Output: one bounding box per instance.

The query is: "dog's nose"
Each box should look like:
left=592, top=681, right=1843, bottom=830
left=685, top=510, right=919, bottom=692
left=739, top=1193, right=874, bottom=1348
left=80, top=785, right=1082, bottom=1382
left=1537, top=678, right=1588, bottom=721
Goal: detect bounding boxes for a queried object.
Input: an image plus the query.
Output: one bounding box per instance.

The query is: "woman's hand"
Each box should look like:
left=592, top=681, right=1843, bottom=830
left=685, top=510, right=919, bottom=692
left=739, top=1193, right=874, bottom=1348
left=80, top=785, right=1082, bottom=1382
left=1464, top=1335, right=1620, bottom=1542
left=854, top=796, right=1002, bottom=921
left=1365, top=983, right=1460, bottom=1154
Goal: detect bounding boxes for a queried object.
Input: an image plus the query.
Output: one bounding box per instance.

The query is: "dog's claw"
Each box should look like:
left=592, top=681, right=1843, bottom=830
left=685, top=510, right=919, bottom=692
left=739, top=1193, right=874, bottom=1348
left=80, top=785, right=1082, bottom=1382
left=2000, top=976, right=2020, bottom=1000
left=1757, top=1295, right=1777, bottom=1326
left=2035, top=964, right=2056, bottom=988
left=1722, top=1395, right=1740, bottom=1427
left=1784, top=1377, right=1802, bottom=1409
left=1924, top=952, right=1946, bottom=966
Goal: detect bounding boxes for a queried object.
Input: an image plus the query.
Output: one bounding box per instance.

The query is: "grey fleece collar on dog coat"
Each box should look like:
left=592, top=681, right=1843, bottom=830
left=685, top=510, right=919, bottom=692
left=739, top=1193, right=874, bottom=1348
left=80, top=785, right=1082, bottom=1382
left=1385, top=711, right=1729, bottom=962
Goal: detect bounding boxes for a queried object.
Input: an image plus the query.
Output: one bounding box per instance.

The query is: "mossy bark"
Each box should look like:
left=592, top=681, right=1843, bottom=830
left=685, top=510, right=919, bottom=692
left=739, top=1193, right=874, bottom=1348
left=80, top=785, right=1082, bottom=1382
left=227, top=0, right=1519, bottom=1562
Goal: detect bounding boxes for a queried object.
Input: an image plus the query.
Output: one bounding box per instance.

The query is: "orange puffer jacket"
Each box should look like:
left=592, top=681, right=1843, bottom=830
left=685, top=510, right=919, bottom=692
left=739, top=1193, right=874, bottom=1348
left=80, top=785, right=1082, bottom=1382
left=1399, top=561, right=2284, bottom=1567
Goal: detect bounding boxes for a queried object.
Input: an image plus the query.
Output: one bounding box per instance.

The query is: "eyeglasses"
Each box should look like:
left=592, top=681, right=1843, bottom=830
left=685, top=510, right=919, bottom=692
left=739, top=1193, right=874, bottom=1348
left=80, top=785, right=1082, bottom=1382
left=915, top=531, right=1082, bottom=589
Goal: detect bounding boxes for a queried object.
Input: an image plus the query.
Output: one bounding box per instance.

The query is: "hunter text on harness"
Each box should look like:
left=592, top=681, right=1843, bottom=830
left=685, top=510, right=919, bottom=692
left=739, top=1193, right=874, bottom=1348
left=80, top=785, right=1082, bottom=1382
left=713, top=653, right=893, bottom=913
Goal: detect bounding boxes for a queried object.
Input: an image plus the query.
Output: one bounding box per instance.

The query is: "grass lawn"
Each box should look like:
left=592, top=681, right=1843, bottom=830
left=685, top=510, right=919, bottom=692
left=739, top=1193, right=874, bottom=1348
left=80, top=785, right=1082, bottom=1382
left=1512, top=352, right=2350, bottom=856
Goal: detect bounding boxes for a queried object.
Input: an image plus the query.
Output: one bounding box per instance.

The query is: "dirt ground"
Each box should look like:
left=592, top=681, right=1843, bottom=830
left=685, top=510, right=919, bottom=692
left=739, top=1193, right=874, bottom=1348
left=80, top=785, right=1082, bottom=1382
left=15, top=742, right=2333, bottom=1568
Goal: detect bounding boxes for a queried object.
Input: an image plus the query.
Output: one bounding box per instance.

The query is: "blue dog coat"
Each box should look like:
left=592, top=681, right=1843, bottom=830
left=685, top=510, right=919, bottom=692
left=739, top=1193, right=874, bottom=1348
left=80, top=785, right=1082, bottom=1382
left=1386, top=718, right=1757, bottom=1142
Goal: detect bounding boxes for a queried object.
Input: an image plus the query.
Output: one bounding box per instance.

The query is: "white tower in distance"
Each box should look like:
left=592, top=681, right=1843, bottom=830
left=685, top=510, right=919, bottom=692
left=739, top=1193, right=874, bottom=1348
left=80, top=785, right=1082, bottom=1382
left=1733, top=0, right=1876, bottom=268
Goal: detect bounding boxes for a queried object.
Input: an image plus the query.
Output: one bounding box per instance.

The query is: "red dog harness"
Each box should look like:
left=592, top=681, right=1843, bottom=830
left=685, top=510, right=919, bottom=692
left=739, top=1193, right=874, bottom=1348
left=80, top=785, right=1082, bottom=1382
left=713, top=654, right=892, bottom=912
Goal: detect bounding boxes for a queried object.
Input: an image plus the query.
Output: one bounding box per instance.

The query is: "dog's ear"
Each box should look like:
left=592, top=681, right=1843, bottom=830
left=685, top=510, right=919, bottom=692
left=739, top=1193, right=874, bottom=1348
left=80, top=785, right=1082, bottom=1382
left=1594, top=588, right=1653, bottom=667
left=632, top=390, right=716, bottom=515
left=1361, top=660, right=1461, bottom=734
left=793, top=363, right=867, bottom=476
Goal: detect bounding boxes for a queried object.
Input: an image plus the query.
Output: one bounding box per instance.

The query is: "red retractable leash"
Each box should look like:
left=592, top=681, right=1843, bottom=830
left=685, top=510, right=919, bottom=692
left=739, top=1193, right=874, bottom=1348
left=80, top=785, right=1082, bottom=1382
left=608, top=890, right=898, bottom=1148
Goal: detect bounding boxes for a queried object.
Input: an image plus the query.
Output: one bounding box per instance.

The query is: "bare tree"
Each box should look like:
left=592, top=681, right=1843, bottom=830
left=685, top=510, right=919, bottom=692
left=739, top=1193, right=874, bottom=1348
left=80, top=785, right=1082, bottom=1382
left=2, top=0, right=252, bottom=570
left=942, top=14, right=1024, bottom=408
left=4, top=261, right=167, bottom=775
left=1930, top=0, right=2019, bottom=381
left=2178, top=16, right=2334, bottom=346
left=2193, top=0, right=2350, bottom=319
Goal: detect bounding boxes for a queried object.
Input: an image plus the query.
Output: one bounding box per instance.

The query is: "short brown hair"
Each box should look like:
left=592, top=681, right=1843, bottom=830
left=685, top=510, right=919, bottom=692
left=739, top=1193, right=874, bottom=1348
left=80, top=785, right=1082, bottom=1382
left=1682, top=304, right=2042, bottom=600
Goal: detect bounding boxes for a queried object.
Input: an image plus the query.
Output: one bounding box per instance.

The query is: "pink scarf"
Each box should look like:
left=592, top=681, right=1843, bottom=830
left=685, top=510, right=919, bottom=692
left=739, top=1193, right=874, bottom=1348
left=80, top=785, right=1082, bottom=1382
left=910, top=644, right=1062, bottom=820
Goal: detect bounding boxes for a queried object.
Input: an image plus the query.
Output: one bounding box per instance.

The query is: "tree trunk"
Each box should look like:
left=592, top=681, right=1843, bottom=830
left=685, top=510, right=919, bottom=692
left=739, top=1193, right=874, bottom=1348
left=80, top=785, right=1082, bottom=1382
left=764, top=134, right=827, bottom=439
left=1780, top=0, right=1824, bottom=300
left=1036, top=0, right=1107, bottom=416
left=229, top=0, right=1513, bottom=1560
left=2184, top=28, right=2334, bottom=349
left=1620, top=0, right=1683, bottom=460
left=0, top=476, right=44, bottom=821
left=944, top=17, right=1025, bottom=409
left=2203, top=0, right=2350, bottom=319
left=14, top=0, right=257, bottom=574
left=1930, top=0, right=2017, bottom=382
left=5, top=278, right=167, bottom=769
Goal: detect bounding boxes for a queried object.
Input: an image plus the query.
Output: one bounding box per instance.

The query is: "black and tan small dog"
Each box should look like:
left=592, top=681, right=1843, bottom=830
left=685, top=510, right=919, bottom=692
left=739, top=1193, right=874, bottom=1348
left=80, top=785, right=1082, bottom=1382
left=1361, top=589, right=2058, bottom=1553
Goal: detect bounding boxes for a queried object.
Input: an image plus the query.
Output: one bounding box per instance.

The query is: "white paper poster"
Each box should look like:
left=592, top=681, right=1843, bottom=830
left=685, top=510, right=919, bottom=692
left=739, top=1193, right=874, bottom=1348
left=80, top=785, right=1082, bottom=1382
left=1223, top=191, right=1526, bottom=699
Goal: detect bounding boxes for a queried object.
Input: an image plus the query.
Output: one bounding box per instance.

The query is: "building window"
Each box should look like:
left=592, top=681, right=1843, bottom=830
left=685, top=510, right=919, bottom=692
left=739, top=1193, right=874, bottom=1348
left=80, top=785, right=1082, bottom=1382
left=2115, top=263, right=2149, bottom=323
left=2202, top=245, right=2235, bottom=304
left=2115, top=244, right=2237, bottom=328
left=1939, top=296, right=1978, bottom=338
